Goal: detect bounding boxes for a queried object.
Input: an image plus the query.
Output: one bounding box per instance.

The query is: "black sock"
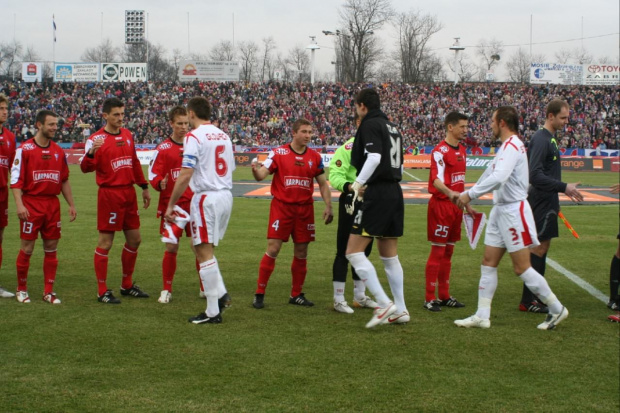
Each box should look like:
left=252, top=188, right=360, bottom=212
left=610, top=255, right=620, bottom=303
left=522, top=253, right=546, bottom=303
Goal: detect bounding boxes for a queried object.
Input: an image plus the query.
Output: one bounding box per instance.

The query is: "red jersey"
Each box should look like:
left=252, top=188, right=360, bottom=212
left=10, top=138, right=69, bottom=196
left=0, top=127, right=16, bottom=188
left=263, top=144, right=324, bottom=205
left=148, top=138, right=193, bottom=217
left=80, top=127, right=147, bottom=188
left=428, top=140, right=466, bottom=200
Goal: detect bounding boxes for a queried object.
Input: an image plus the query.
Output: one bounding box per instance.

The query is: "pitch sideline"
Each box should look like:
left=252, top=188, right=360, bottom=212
left=547, top=257, right=608, bottom=303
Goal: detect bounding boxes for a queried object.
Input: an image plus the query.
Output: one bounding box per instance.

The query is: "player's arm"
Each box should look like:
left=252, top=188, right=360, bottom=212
left=61, top=179, right=77, bottom=222
left=9, top=148, right=28, bottom=219
left=147, top=150, right=167, bottom=191
left=316, top=172, right=334, bottom=225
left=328, top=145, right=351, bottom=193
left=80, top=139, right=100, bottom=173
left=131, top=145, right=150, bottom=209
left=165, top=167, right=193, bottom=222
left=11, top=188, right=28, bottom=220
left=462, top=145, right=519, bottom=204
left=251, top=160, right=270, bottom=181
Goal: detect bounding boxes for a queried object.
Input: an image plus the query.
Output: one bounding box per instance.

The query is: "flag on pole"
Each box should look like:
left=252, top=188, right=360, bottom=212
left=53, top=15, right=57, bottom=42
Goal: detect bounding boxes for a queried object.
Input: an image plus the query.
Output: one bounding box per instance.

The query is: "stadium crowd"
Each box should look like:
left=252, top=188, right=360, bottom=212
left=0, top=80, right=618, bottom=150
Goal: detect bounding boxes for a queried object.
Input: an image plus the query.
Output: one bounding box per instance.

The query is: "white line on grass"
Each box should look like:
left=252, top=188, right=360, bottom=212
left=403, top=170, right=422, bottom=181
left=547, top=257, right=608, bottom=303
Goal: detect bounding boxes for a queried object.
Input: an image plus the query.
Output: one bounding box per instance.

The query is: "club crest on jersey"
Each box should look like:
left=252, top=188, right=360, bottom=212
left=111, top=156, right=133, bottom=171
left=335, top=160, right=342, bottom=167
left=308, top=161, right=313, bottom=168
left=33, top=170, right=60, bottom=183
left=55, top=153, right=59, bottom=160
left=284, top=176, right=311, bottom=189
left=274, top=147, right=289, bottom=155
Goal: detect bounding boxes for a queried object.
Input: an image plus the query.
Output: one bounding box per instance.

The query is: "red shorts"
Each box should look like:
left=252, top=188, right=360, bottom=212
left=267, top=198, right=315, bottom=243
left=97, top=186, right=140, bottom=232
left=20, top=196, right=61, bottom=240
left=427, top=197, right=462, bottom=244
left=0, top=187, right=8, bottom=228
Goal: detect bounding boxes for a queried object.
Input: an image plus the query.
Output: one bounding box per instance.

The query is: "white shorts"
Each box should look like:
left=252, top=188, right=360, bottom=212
left=484, top=200, right=540, bottom=253
left=189, top=190, right=233, bottom=247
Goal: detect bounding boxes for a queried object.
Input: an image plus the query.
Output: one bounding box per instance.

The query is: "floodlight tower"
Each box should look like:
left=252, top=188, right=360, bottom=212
left=449, top=37, right=465, bottom=85
left=306, top=36, right=320, bottom=85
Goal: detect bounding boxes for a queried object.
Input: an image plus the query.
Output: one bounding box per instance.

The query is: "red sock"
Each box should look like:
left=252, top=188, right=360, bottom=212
left=0, top=245, right=3, bottom=270
left=196, top=258, right=204, bottom=292
left=438, top=244, right=455, bottom=300
left=16, top=249, right=32, bottom=292
left=121, top=244, right=138, bottom=289
left=291, top=257, right=307, bottom=297
left=43, top=249, right=59, bottom=295
left=162, top=251, right=177, bottom=291
left=425, top=245, right=445, bottom=302
left=94, top=247, right=109, bottom=296
left=256, top=253, right=276, bottom=294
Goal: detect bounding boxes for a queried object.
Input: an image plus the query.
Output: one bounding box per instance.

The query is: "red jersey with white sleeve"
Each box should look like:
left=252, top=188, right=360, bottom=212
left=263, top=144, right=324, bottom=205
left=148, top=138, right=193, bottom=217
left=428, top=140, right=466, bottom=200
left=80, top=127, right=147, bottom=188
left=10, top=139, right=69, bottom=196
left=182, top=124, right=235, bottom=192
left=0, top=127, right=16, bottom=188
left=468, top=135, right=528, bottom=204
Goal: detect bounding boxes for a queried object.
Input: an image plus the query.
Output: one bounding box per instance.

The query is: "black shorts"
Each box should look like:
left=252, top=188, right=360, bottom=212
left=528, top=196, right=559, bottom=241
left=351, top=181, right=404, bottom=238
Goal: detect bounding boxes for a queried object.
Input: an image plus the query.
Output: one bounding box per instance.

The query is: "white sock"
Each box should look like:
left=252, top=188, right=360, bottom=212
left=475, top=265, right=498, bottom=320
left=214, top=257, right=228, bottom=298
left=381, top=255, right=406, bottom=313
left=333, top=281, right=346, bottom=303
left=346, top=252, right=391, bottom=306
left=199, top=258, right=220, bottom=317
left=353, top=280, right=366, bottom=301
left=519, top=267, right=563, bottom=314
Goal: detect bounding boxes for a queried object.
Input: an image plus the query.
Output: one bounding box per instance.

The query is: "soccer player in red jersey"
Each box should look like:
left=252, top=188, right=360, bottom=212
left=149, top=106, right=230, bottom=306
left=10, top=110, right=77, bottom=304
left=424, top=112, right=475, bottom=312
left=251, top=119, right=333, bottom=309
left=0, top=94, right=16, bottom=298
left=81, top=98, right=151, bottom=304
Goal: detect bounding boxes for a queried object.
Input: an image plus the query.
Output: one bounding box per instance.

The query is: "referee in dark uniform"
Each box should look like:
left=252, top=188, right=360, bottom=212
left=345, top=88, right=409, bottom=327
left=522, top=99, right=583, bottom=312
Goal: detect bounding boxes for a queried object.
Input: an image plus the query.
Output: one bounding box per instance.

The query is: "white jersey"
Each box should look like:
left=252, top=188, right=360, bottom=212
left=182, top=124, right=235, bottom=193
left=468, top=135, right=528, bottom=204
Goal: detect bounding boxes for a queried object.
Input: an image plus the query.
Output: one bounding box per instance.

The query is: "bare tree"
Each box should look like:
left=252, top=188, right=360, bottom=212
left=476, top=38, right=503, bottom=81
left=506, top=48, right=531, bottom=83
left=0, top=40, right=23, bottom=77
left=81, top=38, right=118, bottom=62
left=260, top=37, right=277, bottom=82
left=571, top=47, right=593, bottom=64
left=21, top=45, right=41, bottom=62
left=275, top=53, right=293, bottom=82
left=209, top=40, right=236, bottom=61
left=337, top=0, right=394, bottom=82
left=286, top=44, right=311, bottom=82
left=597, top=55, right=617, bottom=64
left=446, top=52, right=477, bottom=83
left=119, top=40, right=175, bottom=81
left=392, top=10, right=442, bottom=83
left=554, top=48, right=572, bottom=64
left=237, top=41, right=259, bottom=82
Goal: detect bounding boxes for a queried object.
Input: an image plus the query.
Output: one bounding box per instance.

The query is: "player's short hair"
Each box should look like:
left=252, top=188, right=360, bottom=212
left=35, top=110, right=58, bottom=126
left=102, top=98, right=124, bottom=114
left=168, top=106, right=188, bottom=122
left=355, top=88, right=380, bottom=111
left=494, top=106, right=519, bottom=133
left=444, top=111, right=468, bottom=128
left=546, top=99, right=569, bottom=118
left=292, top=118, right=312, bottom=133
left=0, top=94, right=8, bottom=106
left=187, top=97, right=212, bottom=121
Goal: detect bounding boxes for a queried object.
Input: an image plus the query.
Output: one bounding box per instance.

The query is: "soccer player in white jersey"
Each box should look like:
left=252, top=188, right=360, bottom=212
left=165, top=97, right=235, bottom=325
left=454, top=106, right=568, bottom=330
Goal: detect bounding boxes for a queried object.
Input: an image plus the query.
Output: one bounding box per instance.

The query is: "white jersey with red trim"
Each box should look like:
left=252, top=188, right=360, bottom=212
left=468, top=135, right=528, bottom=204
left=182, top=124, right=235, bottom=193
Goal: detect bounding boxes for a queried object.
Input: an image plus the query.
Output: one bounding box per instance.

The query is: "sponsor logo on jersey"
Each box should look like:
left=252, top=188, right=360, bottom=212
left=158, top=142, right=172, bottom=150
left=345, top=142, right=353, bottom=150
left=93, top=134, right=106, bottom=141
left=451, top=172, right=465, bottom=184
left=295, top=156, right=303, bottom=160
left=21, top=143, right=36, bottom=151
left=440, top=145, right=449, bottom=153
left=33, top=170, right=60, bottom=183
left=274, top=147, right=289, bottom=155
left=42, top=155, right=51, bottom=160
left=0, top=156, right=8, bottom=167
left=295, top=161, right=305, bottom=167
left=284, top=176, right=312, bottom=189
left=111, top=156, right=133, bottom=171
